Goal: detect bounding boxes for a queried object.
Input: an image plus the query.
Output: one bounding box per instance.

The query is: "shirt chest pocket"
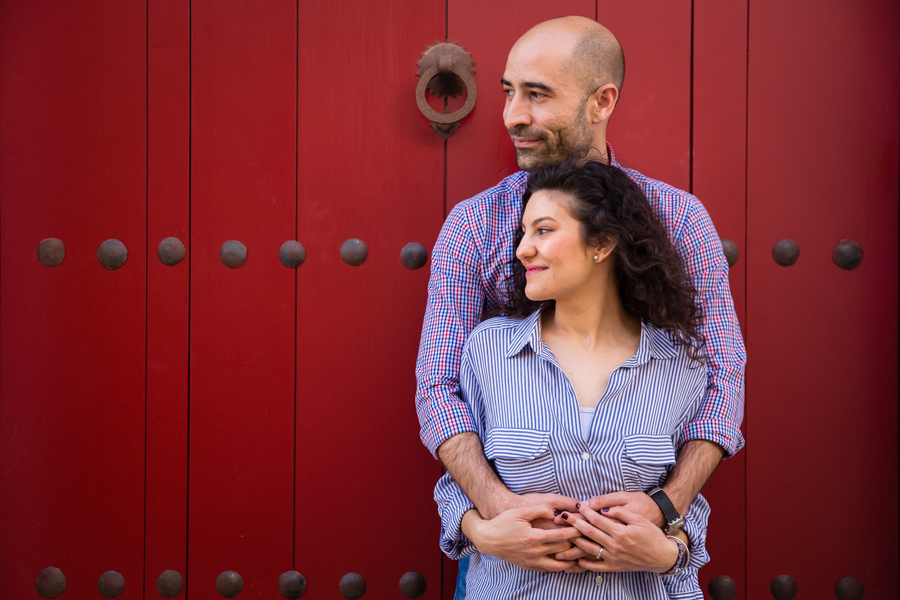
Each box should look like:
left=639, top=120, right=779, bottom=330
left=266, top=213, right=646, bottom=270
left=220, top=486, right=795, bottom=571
left=484, top=428, right=559, bottom=495
left=620, top=434, right=676, bottom=492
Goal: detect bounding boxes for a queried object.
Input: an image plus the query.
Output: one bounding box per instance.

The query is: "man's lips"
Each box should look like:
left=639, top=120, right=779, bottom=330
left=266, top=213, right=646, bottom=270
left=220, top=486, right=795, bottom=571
left=510, top=136, right=543, bottom=148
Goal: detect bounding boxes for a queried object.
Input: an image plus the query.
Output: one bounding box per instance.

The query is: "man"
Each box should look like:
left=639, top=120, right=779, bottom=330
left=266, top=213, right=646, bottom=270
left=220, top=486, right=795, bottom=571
left=415, top=15, right=745, bottom=574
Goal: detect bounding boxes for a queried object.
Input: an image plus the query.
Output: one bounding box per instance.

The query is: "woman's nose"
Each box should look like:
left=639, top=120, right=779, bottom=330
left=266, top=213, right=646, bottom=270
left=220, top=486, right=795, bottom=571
left=516, top=237, right=535, bottom=261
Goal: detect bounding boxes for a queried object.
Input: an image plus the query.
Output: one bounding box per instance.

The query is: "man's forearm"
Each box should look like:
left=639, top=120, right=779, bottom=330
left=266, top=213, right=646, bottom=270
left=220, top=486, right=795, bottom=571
left=437, top=432, right=512, bottom=519
left=663, top=439, right=724, bottom=515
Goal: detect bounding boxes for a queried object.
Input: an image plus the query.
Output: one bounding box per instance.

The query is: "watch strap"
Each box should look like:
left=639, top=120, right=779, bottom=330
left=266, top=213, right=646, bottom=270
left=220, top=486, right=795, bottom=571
left=647, top=487, right=683, bottom=534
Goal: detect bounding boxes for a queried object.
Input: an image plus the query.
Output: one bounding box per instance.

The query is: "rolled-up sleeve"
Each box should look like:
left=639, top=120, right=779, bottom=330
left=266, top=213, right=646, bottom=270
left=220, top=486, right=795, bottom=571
left=672, top=200, right=746, bottom=457
left=434, top=472, right=478, bottom=559
left=415, top=204, right=487, bottom=458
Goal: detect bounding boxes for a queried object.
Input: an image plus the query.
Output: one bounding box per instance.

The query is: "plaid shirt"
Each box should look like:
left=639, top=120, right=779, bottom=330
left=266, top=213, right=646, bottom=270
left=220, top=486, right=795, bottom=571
left=415, top=145, right=746, bottom=459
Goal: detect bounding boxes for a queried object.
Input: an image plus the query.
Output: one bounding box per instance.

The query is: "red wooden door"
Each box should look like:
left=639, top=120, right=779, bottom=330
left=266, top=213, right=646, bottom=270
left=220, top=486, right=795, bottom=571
left=745, top=1, right=899, bottom=597
left=0, top=2, right=148, bottom=599
left=1, top=1, right=897, bottom=599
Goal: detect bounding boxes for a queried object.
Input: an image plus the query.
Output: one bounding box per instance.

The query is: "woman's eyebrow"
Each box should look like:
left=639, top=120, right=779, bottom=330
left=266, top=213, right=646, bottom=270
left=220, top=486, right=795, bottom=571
left=528, top=216, right=557, bottom=227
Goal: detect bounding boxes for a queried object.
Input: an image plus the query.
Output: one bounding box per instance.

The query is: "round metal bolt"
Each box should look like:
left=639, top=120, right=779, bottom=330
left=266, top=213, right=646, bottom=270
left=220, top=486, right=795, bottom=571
left=158, top=237, right=186, bottom=266
left=340, top=239, right=368, bottom=267
left=279, top=240, right=307, bottom=269
left=156, top=570, right=184, bottom=598
left=399, top=571, right=426, bottom=598
left=98, top=239, right=128, bottom=270
left=38, top=238, right=65, bottom=267
left=36, top=566, right=66, bottom=598
left=339, top=572, right=366, bottom=599
left=708, top=575, right=737, bottom=600
left=97, top=570, right=125, bottom=598
left=220, top=240, right=248, bottom=269
left=772, top=239, right=799, bottom=267
left=278, top=571, right=307, bottom=598
left=720, top=239, right=739, bottom=268
left=832, top=239, right=863, bottom=270
left=834, top=576, right=864, bottom=600
left=770, top=574, right=797, bottom=600
left=216, top=570, right=243, bottom=598
left=400, top=243, right=428, bottom=270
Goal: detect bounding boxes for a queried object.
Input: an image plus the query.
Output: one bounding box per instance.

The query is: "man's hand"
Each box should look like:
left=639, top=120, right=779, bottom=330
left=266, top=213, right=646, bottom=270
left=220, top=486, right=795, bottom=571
left=461, top=507, right=581, bottom=572
left=586, top=491, right=665, bottom=528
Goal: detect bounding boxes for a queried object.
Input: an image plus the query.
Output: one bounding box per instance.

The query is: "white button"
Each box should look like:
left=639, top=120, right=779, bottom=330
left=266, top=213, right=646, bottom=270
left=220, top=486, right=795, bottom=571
left=595, top=575, right=603, bottom=584
left=581, top=452, right=591, bottom=460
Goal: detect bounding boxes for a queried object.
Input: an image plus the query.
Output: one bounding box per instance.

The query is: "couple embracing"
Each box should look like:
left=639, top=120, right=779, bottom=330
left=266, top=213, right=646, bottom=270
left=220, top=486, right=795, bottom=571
left=415, top=16, right=745, bottom=600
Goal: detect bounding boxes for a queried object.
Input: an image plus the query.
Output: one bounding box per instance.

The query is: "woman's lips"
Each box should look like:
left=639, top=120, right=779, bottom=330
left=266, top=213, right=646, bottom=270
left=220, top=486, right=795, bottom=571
left=525, top=267, right=547, bottom=275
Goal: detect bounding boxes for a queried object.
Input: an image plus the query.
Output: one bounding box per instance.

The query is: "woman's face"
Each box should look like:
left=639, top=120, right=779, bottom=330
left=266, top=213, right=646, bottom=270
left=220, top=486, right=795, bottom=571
left=516, top=190, right=605, bottom=302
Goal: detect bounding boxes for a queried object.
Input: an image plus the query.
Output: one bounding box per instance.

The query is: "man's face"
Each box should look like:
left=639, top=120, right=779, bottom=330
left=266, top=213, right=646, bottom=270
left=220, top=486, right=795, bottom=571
left=502, top=39, right=594, bottom=172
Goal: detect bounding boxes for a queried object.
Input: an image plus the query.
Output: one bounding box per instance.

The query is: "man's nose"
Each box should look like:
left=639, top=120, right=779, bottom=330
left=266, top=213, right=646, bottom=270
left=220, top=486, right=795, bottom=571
left=503, top=93, right=531, bottom=130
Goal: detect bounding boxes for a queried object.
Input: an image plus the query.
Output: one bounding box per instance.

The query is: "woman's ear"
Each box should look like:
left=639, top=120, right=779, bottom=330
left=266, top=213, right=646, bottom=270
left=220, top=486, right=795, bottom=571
left=592, top=239, right=616, bottom=263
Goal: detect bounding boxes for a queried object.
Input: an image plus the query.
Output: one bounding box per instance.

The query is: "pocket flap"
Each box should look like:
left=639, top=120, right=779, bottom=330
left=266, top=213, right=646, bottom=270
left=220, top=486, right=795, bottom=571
left=484, top=428, right=551, bottom=460
left=623, top=435, right=676, bottom=466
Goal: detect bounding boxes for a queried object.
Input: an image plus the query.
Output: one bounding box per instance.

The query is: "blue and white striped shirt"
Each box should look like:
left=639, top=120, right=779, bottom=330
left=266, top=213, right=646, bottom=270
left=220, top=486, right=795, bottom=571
left=434, top=308, right=711, bottom=599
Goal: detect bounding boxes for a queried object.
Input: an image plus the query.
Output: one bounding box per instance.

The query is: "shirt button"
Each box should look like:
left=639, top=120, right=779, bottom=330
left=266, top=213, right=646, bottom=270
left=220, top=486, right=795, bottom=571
left=581, top=452, right=591, bottom=461
left=595, top=575, right=603, bottom=584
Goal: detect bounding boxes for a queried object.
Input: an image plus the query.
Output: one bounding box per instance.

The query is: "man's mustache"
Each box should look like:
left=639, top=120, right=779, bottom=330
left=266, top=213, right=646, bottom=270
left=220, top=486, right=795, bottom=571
left=508, top=128, right=545, bottom=142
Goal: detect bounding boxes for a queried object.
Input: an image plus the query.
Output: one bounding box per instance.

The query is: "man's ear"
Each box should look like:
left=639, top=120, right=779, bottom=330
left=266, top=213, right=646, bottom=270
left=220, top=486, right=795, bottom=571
left=588, top=84, right=619, bottom=124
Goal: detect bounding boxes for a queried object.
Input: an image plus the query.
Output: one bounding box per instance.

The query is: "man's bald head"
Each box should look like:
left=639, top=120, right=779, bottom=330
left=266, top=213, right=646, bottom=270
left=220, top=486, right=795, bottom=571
left=517, top=16, right=625, bottom=97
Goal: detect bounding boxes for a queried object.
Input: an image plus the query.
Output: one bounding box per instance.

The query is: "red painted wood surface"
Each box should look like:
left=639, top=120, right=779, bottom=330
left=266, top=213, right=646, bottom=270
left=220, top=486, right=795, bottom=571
left=293, top=1, right=445, bottom=597
left=693, top=0, right=748, bottom=595
left=746, top=0, right=899, bottom=597
left=189, top=0, right=297, bottom=596
left=146, top=0, right=191, bottom=595
left=599, top=0, right=692, bottom=192
left=0, top=1, right=147, bottom=598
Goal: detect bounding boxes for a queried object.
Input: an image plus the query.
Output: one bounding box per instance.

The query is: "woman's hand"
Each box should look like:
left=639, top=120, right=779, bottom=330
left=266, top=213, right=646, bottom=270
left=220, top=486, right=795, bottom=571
left=461, top=506, right=581, bottom=572
left=559, top=504, right=679, bottom=573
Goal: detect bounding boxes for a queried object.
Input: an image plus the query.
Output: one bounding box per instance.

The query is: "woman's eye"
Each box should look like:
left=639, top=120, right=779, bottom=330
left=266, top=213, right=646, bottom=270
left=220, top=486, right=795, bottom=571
left=537, top=227, right=551, bottom=235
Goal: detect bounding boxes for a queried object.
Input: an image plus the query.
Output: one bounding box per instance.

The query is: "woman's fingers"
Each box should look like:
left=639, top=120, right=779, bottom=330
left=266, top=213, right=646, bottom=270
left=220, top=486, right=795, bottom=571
left=563, top=510, right=617, bottom=547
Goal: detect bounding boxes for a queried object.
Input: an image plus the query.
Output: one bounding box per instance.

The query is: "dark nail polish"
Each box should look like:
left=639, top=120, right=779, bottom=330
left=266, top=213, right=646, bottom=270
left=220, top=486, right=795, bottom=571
left=602, top=508, right=609, bottom=513
left=561, top=512, right=569, bottom=520
left=575, top=503, right=581, bottom=509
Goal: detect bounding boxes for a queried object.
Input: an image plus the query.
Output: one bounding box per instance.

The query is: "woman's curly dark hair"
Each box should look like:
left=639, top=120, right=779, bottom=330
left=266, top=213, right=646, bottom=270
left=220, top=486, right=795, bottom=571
left=503, top=158, right=706, bottom=362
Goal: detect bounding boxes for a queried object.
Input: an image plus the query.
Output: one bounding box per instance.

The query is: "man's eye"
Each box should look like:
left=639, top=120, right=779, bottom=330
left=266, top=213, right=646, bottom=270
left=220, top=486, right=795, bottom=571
left=532, top=92, right=545, bottom=99
left=503, top=88, right=513, bottom=96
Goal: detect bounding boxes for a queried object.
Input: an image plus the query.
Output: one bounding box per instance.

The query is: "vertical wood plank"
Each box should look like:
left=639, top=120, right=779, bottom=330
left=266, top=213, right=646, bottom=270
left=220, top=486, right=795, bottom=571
left=693, top=0, right=748, bottom=596
left=596, top=0, right=692, bottom=191
left=0, top=1, right=147, bottom=597
left=146, top=0, right=190, bottom=595
left=189, top=0, right=296, bottom=595
left=294, top=1, right=445, bottom=597
left=746, top=0, right=898, bottom=596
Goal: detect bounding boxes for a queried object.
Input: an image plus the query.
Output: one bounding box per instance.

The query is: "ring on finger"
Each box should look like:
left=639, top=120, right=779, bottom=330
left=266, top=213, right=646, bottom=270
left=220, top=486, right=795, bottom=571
left=596, top=546, right=604, bottom=560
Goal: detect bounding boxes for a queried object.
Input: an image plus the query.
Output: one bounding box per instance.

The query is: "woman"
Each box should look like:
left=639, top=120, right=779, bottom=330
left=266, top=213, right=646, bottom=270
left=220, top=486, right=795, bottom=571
left=435, top=159, right=710, bottom=599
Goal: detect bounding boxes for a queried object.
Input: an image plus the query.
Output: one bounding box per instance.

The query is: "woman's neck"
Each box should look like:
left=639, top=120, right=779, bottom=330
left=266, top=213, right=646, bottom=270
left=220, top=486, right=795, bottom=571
left=541, top=283, right=640, bottom=351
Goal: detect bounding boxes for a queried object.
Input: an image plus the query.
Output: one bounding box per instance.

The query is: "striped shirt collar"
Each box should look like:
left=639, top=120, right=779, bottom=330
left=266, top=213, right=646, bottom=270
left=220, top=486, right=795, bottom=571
left=505, top=306, right=678, bottom=363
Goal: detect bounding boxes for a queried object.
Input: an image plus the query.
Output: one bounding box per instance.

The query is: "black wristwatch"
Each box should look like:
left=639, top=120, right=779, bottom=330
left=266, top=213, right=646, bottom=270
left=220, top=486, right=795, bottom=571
left=647, top=487, right=685, bottom=534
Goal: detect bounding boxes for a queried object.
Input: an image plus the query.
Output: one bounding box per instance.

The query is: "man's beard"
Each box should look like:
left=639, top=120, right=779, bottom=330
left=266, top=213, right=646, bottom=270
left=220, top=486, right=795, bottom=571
left=511, top=101, right=594, bottom=172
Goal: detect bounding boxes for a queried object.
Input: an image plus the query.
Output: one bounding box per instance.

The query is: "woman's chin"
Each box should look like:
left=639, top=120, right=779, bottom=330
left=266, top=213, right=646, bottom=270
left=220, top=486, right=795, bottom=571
left=524, top=288, right=551, bottom=303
